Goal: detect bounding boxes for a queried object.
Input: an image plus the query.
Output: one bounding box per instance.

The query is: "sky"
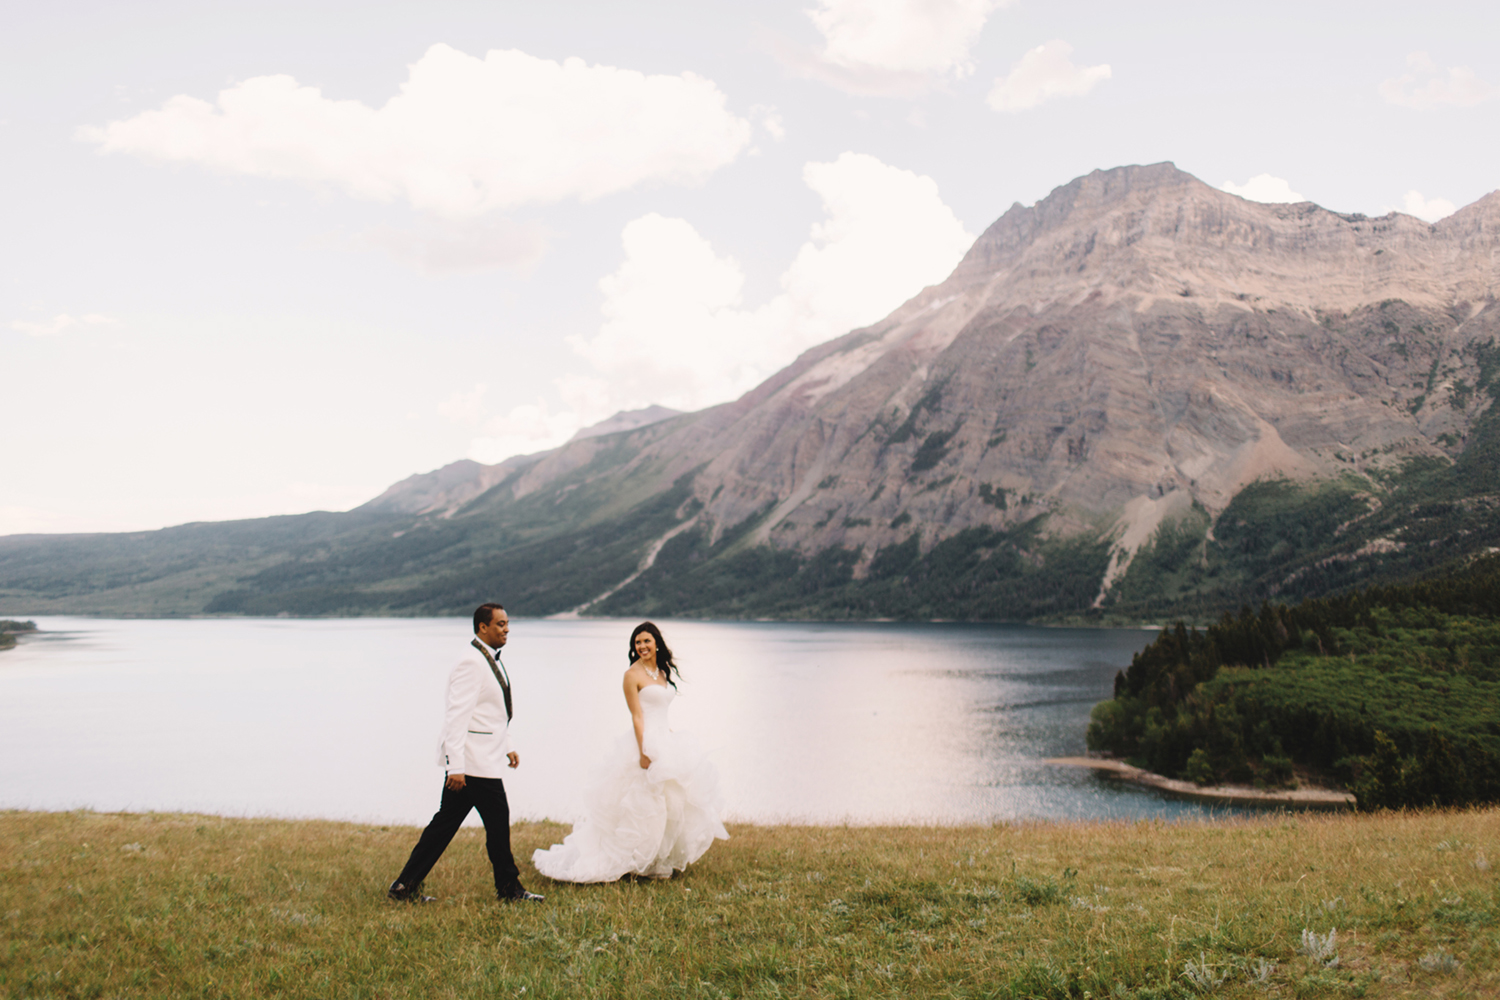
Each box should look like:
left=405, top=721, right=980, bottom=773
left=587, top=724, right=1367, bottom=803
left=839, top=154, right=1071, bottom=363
left=3, top=0, right=1496, bottom=535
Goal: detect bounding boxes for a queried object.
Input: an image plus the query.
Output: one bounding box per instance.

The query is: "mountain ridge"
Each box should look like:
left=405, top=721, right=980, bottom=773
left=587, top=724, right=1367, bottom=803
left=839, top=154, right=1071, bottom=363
left=3, top=162, right=1496, bottom=620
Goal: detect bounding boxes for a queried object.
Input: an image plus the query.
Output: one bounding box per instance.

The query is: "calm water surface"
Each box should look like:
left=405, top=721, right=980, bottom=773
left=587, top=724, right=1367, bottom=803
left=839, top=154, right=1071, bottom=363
left=0, top=617, right=1241, bottom=825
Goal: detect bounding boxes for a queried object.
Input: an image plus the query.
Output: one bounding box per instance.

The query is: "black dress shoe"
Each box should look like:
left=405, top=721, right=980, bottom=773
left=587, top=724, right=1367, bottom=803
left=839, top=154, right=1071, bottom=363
left=388, top=881, right=436, bottom=903
left=500, top=888, right=545, bottom=902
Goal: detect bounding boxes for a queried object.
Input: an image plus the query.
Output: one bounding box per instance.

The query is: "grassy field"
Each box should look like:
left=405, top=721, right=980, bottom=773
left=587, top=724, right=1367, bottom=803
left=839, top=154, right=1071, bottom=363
left=2, top=809, right=1497, bottom=999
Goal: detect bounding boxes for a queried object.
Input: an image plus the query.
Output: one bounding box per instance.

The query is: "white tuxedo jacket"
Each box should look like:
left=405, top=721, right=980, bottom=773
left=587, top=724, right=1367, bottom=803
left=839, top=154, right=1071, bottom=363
left=434, top=643, right=514, bottom=778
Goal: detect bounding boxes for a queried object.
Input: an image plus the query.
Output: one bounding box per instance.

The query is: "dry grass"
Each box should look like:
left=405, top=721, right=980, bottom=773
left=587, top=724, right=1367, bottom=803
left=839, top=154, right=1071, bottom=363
left=2, top=808, right=1497, bottom=998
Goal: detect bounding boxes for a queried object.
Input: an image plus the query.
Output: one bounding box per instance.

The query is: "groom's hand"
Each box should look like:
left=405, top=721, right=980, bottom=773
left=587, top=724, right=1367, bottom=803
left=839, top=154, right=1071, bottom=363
left=446, top=773, right=467, bottom=790
left=507, top=751, right=520, bottom=769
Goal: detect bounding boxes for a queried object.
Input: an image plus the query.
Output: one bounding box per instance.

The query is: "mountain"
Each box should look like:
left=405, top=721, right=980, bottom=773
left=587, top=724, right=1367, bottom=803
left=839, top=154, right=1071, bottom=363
left=566, top=404, right=681, bottom=442
left=3, top=163, right=1497, bottom=620
left=358, top=406, right=682, bottom=518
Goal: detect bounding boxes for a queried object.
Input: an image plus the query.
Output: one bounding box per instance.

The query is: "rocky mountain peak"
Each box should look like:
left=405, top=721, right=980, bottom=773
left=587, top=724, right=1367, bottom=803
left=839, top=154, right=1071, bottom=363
left=373, top=163, right=1500, bottom=602
left=359, top=405, right=686, bottom=518
left=568, top=404, right=682, bottom=442
left=358, top=458, right=518, bottom=517
left=954, top=162, right=1201, bottom=281
left=1438, top=188, right=1500, bottom=238
left=947, top=161, right=1498, bottom=317
left=503, top=164, right=1495, bottom=589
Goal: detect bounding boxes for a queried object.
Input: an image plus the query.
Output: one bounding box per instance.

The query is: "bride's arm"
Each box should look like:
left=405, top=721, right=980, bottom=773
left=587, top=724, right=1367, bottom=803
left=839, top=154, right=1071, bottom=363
left=623, top=671, right=651, bottom=769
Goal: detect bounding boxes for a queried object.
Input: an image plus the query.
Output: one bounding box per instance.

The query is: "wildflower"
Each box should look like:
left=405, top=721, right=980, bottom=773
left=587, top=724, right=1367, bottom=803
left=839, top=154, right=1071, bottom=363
left=1182, top=953, right=1226, bottom=990
left=1298, top=928, right=1338, bottom=968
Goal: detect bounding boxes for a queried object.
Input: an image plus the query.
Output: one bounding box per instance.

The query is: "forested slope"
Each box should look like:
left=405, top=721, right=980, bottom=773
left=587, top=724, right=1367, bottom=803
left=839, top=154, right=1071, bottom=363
left=1087, top=555, right=1500, bottom=809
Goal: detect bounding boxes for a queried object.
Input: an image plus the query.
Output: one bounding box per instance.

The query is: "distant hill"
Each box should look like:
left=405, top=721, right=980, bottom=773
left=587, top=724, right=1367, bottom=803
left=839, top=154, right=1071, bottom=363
left=3, top=163, right=1496, bottom=621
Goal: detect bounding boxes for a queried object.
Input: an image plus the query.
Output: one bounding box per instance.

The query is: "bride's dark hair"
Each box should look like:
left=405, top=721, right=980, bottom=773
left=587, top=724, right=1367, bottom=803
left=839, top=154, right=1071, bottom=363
left=628, top=621, right=677, bottom=688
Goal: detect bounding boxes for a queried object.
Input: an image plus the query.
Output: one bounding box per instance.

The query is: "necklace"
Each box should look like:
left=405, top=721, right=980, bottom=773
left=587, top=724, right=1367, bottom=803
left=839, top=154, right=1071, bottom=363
left=643, top=663, right=660, bottom=681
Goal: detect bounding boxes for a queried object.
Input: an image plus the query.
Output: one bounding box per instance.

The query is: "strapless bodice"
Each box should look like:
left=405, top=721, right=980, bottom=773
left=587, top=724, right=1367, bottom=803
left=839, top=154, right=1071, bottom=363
left=638, top=684, right=674, bottom=751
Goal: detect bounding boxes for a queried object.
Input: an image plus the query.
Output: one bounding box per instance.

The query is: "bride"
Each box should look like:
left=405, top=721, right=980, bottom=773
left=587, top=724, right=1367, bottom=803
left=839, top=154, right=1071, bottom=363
left=533, top=622, right=728, bottom=882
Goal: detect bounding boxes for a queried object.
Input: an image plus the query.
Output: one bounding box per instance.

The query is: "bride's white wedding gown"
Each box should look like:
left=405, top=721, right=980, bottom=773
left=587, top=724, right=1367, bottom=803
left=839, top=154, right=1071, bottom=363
left=533, top=683, right=728, bottom=883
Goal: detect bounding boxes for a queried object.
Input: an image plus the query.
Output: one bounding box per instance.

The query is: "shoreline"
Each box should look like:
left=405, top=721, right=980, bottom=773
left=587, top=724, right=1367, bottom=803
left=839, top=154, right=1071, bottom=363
left=1048, top=756, right=1357, bottom=810
left=0, top=610, right=1184, bottom=630
left=0, top=618, right=37, bottom=651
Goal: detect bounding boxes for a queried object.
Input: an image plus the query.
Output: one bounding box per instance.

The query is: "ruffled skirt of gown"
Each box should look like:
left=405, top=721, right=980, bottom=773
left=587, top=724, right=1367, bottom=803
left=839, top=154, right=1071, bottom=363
left=533, top=689, right=728, bottom=883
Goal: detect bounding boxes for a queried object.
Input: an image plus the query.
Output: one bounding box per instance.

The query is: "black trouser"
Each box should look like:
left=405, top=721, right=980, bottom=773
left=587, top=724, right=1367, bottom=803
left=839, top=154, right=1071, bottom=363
left=393, top=775, right=522, bottom=897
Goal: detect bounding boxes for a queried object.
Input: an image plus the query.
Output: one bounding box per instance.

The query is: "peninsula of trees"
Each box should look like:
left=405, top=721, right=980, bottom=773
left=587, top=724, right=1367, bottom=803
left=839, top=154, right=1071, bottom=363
left=1088, top=556, right=1500, bottom=810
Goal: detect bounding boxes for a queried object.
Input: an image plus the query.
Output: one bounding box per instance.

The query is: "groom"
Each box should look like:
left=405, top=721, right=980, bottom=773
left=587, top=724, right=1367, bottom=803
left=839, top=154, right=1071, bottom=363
left=388, top=602, right=543, bottom=903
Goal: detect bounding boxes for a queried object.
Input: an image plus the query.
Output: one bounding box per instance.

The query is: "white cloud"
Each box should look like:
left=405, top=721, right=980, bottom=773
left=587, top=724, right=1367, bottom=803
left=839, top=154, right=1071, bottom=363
left=1380, top=51, right=1497, bottom=110
left=9, top=313, right=117, bottom=337
left=1394, top=190, right=1457, bottom=222
left=797, top=0, right=1006, bottom=94
left=582, top=214, right=763, bottom=410
left=79, top=43, right=753, bottom=218
left=986, top=40, right=1111, bottom=112
left=358, top=217, right=550, bottom=274
left=750, top=104, right=787, bottom=141
left=811, top=0, right=1001, bottom=75
left=470, top=401, right=595, bottom=466
left=1221, top=174, right=1306, bottom=204
left=462, top=153, right=974, bottom=464
left=573, top=152, right=973, bottom=413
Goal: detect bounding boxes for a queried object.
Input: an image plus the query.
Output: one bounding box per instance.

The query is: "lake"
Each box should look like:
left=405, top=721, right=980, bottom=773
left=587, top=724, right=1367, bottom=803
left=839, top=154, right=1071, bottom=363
left=0, top=616, right=1240, bottom=825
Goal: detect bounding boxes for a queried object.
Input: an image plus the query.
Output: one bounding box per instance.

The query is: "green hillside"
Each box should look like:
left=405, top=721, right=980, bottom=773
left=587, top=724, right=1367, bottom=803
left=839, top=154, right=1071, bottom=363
left=1, top=413, right=1497, bottom=623
left=0, top=450, right=697, bottom=618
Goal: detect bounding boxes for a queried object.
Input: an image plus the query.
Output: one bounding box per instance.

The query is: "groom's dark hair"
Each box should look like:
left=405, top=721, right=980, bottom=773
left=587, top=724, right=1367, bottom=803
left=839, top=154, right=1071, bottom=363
left=473, top=602, right=505, bottom=633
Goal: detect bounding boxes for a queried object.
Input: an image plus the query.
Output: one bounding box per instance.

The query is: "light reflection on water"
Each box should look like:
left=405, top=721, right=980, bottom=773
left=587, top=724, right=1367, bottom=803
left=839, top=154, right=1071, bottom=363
left=0, top=617, right=1247, bottom=825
